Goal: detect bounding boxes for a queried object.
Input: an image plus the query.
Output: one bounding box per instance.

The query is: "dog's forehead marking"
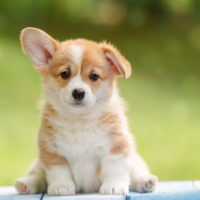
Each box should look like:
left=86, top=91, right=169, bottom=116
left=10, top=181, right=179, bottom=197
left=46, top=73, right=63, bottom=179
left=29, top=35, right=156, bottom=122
left=67, top=44, right=83, bottom=67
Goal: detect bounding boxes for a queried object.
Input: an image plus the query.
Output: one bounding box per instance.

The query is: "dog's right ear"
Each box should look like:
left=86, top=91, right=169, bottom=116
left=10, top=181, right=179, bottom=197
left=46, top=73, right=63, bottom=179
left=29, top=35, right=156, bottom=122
left=20, top=27, right=59, bottom=74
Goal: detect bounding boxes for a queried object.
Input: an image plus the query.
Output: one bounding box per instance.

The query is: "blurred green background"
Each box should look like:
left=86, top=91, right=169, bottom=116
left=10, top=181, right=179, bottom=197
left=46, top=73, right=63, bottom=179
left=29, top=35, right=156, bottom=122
left=0, top=0, right=200, bottom=185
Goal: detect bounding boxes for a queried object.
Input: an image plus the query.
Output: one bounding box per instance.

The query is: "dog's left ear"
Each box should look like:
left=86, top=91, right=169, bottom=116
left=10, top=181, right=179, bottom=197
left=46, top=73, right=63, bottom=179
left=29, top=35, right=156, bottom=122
left=99, top=42, right=132, bottom=78
left=20, top=27, right=59, bottom=74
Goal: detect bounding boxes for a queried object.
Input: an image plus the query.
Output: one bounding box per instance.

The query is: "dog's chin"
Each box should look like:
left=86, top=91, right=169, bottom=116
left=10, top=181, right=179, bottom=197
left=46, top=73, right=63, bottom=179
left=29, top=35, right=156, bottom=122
left=66, top=100, right=95, bottom=114
left=70, top=101, right=85, bottom=107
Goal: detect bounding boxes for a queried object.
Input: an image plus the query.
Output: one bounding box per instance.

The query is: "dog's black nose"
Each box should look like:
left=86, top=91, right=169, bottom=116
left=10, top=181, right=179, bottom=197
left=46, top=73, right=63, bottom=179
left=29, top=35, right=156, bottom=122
left=72, top=89, right=85, bottom=101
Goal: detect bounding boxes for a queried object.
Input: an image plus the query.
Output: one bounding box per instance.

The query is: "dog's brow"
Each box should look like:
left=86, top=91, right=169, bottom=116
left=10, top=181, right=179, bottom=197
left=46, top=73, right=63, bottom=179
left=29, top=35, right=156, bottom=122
left=67, top=44, right=83, bottom=67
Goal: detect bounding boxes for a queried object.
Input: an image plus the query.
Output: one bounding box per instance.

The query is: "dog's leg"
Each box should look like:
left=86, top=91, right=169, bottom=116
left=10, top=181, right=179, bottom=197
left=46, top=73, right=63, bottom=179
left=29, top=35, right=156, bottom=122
left=15, top=159, right=46, bottom=194
left=129, top=152, right=158, bottom=193
left=45, top=164, right=75, bottom=196
left=99, top=155, right=130, bottom=195
left=40, top=149, right=75, bottom=196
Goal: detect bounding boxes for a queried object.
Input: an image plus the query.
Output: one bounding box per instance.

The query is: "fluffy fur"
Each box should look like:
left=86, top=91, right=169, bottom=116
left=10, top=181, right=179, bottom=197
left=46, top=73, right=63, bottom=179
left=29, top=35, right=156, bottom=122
left=15, top=27, right=157, bottom=196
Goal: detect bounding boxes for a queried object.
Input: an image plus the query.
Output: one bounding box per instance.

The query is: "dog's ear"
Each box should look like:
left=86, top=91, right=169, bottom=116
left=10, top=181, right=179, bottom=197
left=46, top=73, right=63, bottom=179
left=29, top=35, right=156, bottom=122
left=20, top=27, right=59, bottom=74
left=99, top=42, right=131, bottom=78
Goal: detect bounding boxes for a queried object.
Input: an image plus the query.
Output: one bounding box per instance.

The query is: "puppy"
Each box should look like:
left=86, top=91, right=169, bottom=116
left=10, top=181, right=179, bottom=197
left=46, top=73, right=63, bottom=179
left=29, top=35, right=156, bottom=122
left=15, top=27, right=157, bottom=196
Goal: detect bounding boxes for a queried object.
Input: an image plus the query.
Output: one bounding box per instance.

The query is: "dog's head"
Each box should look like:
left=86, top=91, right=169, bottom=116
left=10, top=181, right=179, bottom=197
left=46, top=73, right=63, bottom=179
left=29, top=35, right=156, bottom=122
left=20, top=27, right=131, bottom=114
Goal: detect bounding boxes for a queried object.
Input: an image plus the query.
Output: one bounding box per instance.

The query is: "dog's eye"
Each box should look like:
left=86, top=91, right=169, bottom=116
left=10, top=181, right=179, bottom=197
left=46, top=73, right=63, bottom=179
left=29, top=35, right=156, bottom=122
left=89, top=73, right=99, bottom=81
left=61, top=71, right=71, bottom=79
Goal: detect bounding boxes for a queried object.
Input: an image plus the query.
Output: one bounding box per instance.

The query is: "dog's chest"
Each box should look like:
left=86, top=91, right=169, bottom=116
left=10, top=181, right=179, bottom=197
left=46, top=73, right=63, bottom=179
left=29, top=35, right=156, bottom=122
left=49, top=116, right=111, bottom=192
left=51, top=117, right=110, bottom=157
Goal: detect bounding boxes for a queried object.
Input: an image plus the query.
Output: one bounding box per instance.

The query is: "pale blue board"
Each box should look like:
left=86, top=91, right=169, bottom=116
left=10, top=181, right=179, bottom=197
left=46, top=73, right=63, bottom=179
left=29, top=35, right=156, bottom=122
left=127, top=181, right=200, bottom=200
left=0, top=181, right=200, bottom=200
left=0, top=186, right=125, bottom=200
left=0, top=186, right=41, bottom=200
left=43, top=194, right=124, bottom=200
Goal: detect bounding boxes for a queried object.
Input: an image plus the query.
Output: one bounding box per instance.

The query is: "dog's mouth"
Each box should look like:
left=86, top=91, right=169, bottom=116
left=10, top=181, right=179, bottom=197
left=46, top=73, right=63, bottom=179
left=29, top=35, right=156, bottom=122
left=70, top=101, right=85, bottom=107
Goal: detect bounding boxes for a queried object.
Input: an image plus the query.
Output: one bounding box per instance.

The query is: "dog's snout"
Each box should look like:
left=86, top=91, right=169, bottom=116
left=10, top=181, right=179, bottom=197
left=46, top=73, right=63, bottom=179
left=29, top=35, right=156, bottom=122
left=72, top=89, right=85, bottom=101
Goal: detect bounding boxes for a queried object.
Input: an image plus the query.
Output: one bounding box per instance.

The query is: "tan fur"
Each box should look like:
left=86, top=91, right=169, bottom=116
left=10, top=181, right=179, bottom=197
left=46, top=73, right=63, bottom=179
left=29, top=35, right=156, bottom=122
left=39, top=140, right=68, bottom=169
left=49, top=39, right=116, bottom=92
left=99, top=42, right=132, bottom=78
left=37, top=103, right=68, bottom=169
left=96, top=167, right=101, bottom=177
left=99, top=110, right=131, bottom=156
left=110, top=130, right=131, bottom=156
left=81, top=44, right=115, bottom=92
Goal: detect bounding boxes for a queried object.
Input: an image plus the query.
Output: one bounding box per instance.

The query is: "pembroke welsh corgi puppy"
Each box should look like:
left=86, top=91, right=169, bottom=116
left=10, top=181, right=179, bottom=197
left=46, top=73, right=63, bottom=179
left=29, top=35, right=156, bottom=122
left=15, top=27, right=157, bottom=196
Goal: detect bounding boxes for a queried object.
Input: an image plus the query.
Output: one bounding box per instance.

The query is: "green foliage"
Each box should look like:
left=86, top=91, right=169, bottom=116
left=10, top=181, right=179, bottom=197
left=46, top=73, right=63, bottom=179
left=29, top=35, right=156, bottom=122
left=1, top=0, right=200, bottom=32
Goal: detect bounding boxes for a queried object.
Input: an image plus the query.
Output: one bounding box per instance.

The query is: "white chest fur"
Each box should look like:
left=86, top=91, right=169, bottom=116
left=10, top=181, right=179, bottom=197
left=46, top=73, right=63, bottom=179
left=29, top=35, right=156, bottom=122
left=47, top=115, right=112, bottom=192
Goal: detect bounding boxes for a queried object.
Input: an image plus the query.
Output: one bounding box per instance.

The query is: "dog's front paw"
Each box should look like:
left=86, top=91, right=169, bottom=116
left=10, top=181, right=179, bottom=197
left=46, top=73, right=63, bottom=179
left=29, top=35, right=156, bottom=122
left=99, top=181, right=129, bottom=195
left=47, top=183, right=75, bottom=196
left=15, top=178, right=30, bottom=194
left=15, top=177, right=37, bottom=194
left=143, top=175, right=157, bottom=192
left=132, top=174, right=158, bottom=193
